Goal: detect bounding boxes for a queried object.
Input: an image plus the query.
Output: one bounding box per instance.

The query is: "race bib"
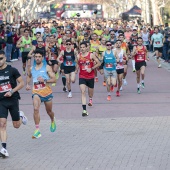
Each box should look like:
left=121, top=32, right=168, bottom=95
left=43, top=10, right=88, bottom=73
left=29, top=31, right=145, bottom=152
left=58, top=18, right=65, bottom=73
left=155, top=41, right=160, bottom=44
left=106, top=63, right=113, bottom=68
left=137, top=55, right=145, bottom=61
left=65, top=56, right=74, bottom=66
left=25, top=44, right=30, bottom=48
left=51, top=54, right=57, bottom=60
left=66, top=61, right=73, bottom=66
left=0, top=83, right=12, bottom=93
left=116, top=63, right=124, bottom=69
left=34, top=82, right=46, bottom=90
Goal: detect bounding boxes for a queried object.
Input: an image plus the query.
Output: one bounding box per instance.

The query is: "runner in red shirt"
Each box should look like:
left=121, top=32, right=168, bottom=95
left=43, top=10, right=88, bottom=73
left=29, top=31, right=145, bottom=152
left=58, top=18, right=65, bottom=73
left=132, top=37, right=149, bottom=94
left=75, top=42, right=100, bottom=116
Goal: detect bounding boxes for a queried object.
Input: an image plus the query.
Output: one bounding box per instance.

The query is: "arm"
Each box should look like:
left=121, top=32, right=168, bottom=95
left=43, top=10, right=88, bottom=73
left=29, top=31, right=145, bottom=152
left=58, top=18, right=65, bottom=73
left=28, top=46, right=36, bottom=58
left=16, top=37, right=24, bottom=48
left=57, top=50, right=64, bottom=64
left=46, top=65, right=56, bottom=83
left=90, top=53, right=101, bottom=70
left=75, top=54, right=79, bottom=74
left=131, top=46, right=136, bottom=59
left=26, top=67, right=32, bottom=90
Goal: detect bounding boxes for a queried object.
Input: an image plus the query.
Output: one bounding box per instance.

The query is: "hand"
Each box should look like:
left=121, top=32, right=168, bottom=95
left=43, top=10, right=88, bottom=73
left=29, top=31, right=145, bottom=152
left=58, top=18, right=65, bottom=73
left=4, top=91, right=12, bottom=97
left=48, top=61, right=52, bottom=65
left=147, top=58, right=149, bottom=61
left=75, top=70, right=78, bottom=74
left=86, top=68, right=92, bottom=73
left=26, top=84, right=31, bottom=91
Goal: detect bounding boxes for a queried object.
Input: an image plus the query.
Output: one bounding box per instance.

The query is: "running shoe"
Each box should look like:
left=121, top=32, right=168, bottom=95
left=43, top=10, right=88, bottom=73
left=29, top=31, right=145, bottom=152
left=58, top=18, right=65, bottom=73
left=116, top=91, right=120, bottom=97
left=19, top=111, right=28, bottom=125
left=0, top=148, right=9, bottom=158
left=103, top=81, right=106, bottom=86
left=95, top=77, right=98, bottom=82
left=107, top=95, right=111, bottom=101
left=52, top=83, right=56, bottom=86
left=68, top=92, right=72, bottom=98
left=32, top=129, right=41, bottom=139
left=158, top=64, right=162, bottom=68
left=133, top=69, right=136, bottom=72
left=63, top=87, right=67, bottom=92
left=110, top=86, right=114, bottom=92
left=141, top=82, right=145, bottom=89
left=137, top=88, right=141, bottom=94
left=50, top=117, right=57, bottom=132
left=23, top=71, right=26, bottom=76
left=82, top=110, right=89, bottom=117
left=120, top=86, right=123, bottom=91
left=88, top=99, right=93, bottom=106
left=123, top=79, right=127, bottom=86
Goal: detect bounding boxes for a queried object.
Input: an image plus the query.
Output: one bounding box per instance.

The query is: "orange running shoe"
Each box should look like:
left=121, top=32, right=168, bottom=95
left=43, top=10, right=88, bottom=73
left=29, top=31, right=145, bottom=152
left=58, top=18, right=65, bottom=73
left=103, top=81, right=106, bottom=86
left=107, top=95, right=111, bottom=101
left=110, top=86, right=114, bottom=92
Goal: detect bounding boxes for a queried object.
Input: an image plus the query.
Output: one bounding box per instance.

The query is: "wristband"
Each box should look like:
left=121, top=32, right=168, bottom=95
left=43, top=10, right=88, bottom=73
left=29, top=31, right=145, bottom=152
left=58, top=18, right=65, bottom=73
left=10, top=89, right=14, bottom=95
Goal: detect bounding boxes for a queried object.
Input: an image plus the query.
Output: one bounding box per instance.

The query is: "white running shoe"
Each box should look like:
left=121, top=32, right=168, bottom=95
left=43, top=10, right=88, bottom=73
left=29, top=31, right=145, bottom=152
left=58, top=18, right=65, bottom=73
left=123, top=79, right=127, bottom=86
left=158, top=64, right=162, bottom=68
left=68, top=92, right=72, bottom=98
left=0, top=148, right=9, bottom=157
left=19, top=111, right=28, bottom=125
left=120, top=86, right=123, bottom=91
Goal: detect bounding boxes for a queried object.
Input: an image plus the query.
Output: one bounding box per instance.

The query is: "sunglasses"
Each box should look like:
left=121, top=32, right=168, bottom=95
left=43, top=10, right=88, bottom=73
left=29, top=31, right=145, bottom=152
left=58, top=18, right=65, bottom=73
left=0, top=57, right=4, bottom=60
left=66, top=43, right=71, bottom=45
left=110, top=34, right=115, bottom=35
left=106, top=44, right=112, bottom=46
left=38, top=41, right=43, bottom=43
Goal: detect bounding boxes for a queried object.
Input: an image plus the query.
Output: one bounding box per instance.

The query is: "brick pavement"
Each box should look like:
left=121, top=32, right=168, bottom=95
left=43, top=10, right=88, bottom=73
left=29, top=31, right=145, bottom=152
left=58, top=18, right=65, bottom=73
left=1, top=54, right=170, bottom=170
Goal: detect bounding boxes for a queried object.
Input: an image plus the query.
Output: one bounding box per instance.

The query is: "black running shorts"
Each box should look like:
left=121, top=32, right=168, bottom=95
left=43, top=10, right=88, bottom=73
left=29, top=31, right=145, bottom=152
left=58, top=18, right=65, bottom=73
left=79, top=78, right=94, bottom=89
left=22, top=52, right=31, bottom=64
left=135, top=61, right=146, bottom=71
left=0, top=98, right=20, bottom=121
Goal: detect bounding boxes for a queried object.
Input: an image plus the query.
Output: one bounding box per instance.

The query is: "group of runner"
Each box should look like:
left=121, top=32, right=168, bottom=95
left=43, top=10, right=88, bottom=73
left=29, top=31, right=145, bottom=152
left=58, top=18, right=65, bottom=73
left=0, top=19, right=167, bottom=157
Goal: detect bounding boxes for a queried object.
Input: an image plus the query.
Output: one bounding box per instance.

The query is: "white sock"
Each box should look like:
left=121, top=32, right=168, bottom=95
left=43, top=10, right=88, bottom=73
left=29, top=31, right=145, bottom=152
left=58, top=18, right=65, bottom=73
left=108, top=92, right=111, bottom=96
left=132, top=60, right=135, bottom=69
left=137, top=84, right=140, bottom=88
left=141, top=80, right=144, bottom=83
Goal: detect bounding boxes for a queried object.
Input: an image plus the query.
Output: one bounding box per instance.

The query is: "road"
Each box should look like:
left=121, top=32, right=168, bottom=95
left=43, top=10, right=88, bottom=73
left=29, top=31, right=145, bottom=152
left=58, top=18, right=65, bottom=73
left=1, top=54, right=170, bottom=170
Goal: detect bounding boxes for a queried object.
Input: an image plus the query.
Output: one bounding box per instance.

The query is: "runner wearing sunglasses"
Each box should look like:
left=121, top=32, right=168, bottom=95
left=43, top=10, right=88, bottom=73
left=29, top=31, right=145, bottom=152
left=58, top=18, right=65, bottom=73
left=101, top=41, right=119, bottom=101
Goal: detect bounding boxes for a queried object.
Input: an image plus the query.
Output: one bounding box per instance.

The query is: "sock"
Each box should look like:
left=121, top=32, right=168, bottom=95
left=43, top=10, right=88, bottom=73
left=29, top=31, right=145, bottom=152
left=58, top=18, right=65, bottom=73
left=141, top=80, right=144, bottom=83
left=82, top=105, right=86, bottom=111
left=132, top=60, right=135, bottom=69
left=2, top=143, right=6, bottom=149
left=69, top=90, right=71, bottom=92
left=137, top=84, right=140, bottom=88
left=108, top=92, right=111, bottom=96
left=35, top=125, right=39, bottom=130
left=89, top=98, right=92, bottom=100
left=23, top=67, right=25, bottom=71
left=62, top=76, right=66, bottom=86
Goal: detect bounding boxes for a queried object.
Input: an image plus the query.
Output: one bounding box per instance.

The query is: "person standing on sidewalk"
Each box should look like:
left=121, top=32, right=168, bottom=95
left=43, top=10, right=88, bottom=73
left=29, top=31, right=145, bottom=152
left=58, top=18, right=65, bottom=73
left=5, top=25, right=13, bottom=62
left=26, top=50, right=57, bottom=139
left=0, top=50, right=27, bottom=158
left=151, top=27, right=164, bottom=68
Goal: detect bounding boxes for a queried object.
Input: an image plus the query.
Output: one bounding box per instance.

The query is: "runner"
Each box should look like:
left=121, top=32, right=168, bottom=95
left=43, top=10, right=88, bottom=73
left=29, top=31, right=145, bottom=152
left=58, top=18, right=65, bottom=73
left=151, top=27, right=164, bottom=68
left=16, top=29, right=32, bottom=75
left=90, top=33, right=100, bottom=82
left=26, top=50, right=57, bottom=139
left=114, top=40, right=128, bottom=96
left=129, top=27, right=139, bottom=72
left=101, top=41, right=118, bottom=101
left=57, top=39, right=77, bottom=98
left=47, top=35, right=60, bottom=86
left=132, top=37, right=149, bottom=94
left=97, top=37, right=107, bottom=86
left=119, top=34, right=130, bottom=88
left=0, top=50, right=27, bottom=157
left=76, top=42, right=100, bottom=116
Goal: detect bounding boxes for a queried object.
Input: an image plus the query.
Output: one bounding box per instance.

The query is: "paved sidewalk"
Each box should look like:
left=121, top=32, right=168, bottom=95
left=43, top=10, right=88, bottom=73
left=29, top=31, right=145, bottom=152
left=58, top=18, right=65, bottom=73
left=1, top=54, right=170, bottom=170
left=2, top=117, right=170, bottom=170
